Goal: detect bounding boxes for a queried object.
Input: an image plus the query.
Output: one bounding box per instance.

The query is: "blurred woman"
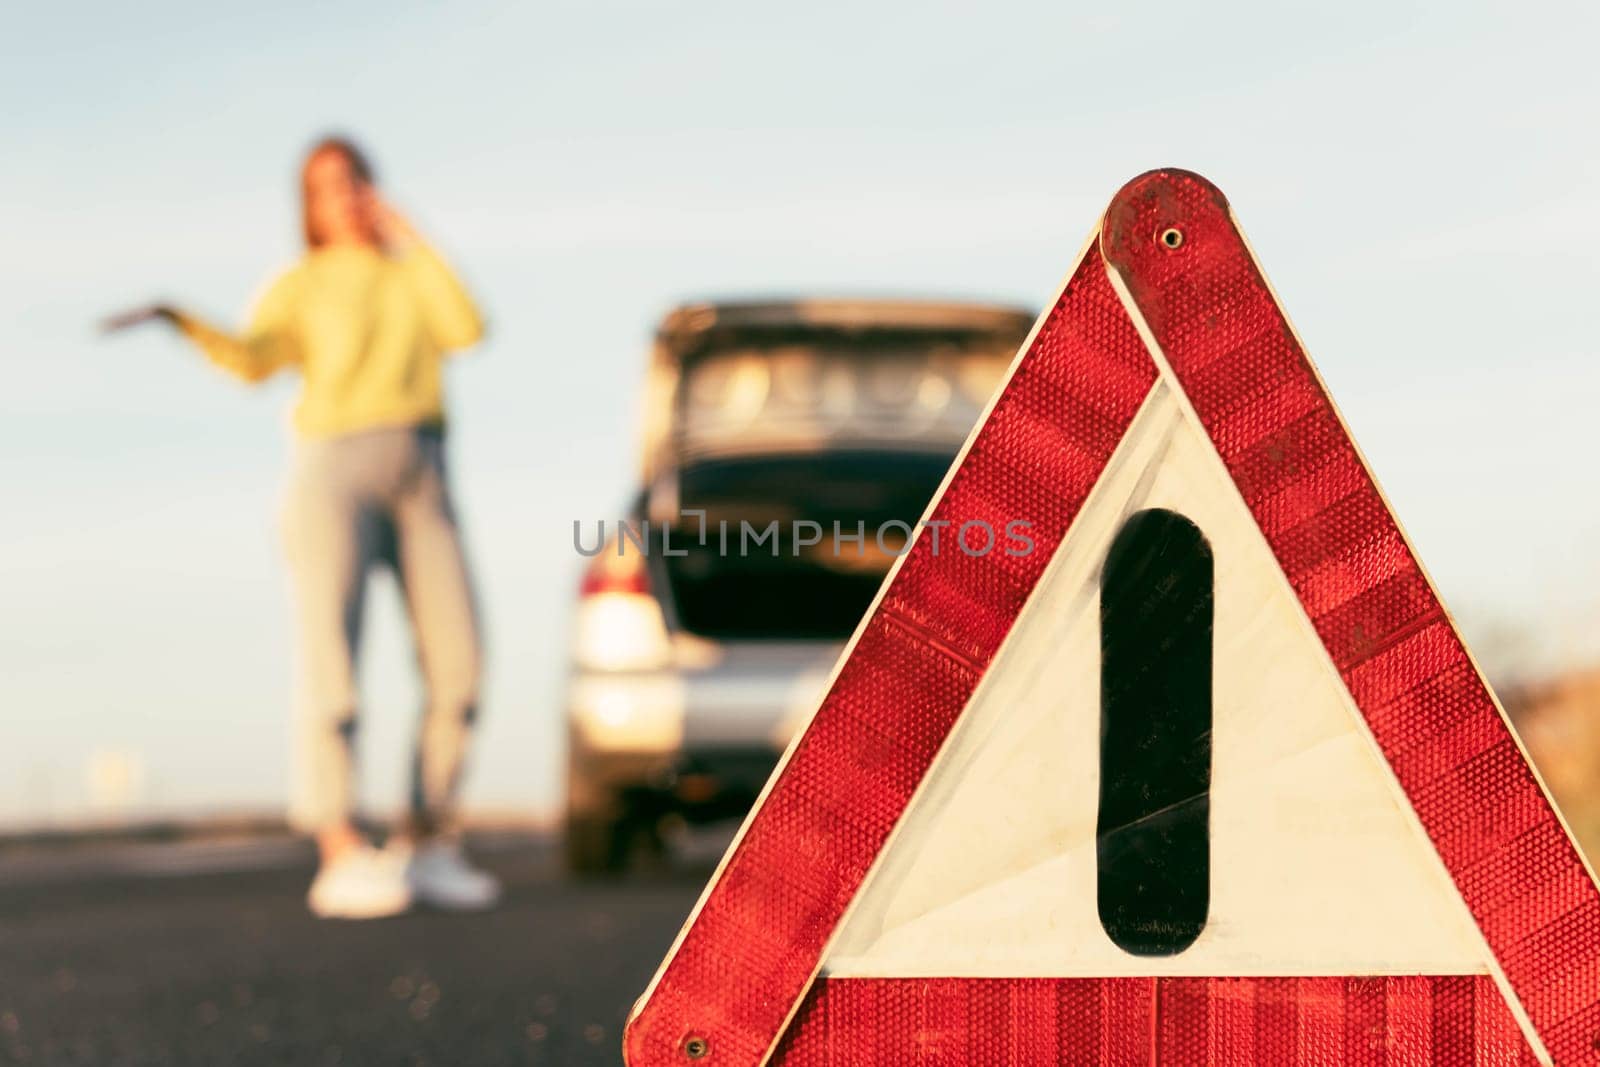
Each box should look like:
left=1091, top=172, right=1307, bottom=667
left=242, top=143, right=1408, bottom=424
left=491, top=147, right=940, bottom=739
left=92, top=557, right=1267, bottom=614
left=113, top=137, right=498, bottom=918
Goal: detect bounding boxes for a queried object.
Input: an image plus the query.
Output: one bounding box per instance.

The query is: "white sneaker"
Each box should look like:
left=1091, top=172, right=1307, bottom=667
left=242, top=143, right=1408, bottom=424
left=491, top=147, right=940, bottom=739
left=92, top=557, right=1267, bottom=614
left=397, top=839, right=501, bottom=911
left=307, top=846, right=413, bottom=919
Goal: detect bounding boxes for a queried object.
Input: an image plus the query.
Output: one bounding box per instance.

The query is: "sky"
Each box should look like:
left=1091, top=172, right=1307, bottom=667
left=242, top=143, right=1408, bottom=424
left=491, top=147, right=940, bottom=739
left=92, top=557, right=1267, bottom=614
left=2, top=0, right=1598, bottom=825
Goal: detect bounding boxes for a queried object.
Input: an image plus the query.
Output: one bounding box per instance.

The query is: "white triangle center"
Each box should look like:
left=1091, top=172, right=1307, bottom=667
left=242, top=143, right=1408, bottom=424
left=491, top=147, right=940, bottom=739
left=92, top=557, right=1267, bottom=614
left=823, top=379, right=1495, bottom=978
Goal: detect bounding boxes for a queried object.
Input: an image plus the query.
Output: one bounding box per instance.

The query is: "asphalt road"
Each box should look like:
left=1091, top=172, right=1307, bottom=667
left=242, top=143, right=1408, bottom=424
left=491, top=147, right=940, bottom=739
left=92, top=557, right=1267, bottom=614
left=0, top=835, right=707, bottom=1066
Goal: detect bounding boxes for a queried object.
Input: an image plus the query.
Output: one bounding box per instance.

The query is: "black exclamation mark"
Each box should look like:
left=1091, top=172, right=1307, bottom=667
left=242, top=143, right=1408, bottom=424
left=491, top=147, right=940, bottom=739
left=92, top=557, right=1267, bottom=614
left=1097, top=507, right=1213, bottom=956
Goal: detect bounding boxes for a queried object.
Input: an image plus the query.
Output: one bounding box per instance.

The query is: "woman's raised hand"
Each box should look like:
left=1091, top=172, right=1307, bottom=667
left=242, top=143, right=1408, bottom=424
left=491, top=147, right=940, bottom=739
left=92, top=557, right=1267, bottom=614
left=100, top=304, right=179, bottom=334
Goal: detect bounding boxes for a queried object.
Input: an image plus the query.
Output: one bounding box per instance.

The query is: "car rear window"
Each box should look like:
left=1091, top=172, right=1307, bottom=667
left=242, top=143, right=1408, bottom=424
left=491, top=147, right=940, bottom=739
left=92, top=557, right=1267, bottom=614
left=674, top=332, right=1014, bottom=462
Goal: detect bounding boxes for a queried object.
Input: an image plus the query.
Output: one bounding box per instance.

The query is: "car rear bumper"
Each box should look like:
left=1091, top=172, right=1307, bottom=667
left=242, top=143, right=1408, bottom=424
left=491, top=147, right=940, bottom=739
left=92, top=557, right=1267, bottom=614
left=571, top=743, right=783, bottom=824
left=566, top=640, right=841, bottom=817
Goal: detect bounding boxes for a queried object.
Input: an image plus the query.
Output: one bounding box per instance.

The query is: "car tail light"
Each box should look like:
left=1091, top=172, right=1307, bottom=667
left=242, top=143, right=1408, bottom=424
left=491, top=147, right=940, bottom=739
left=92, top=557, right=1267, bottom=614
left=574, top=538, right=672, bottom=672
left=580, top=543, right=652, bottom=597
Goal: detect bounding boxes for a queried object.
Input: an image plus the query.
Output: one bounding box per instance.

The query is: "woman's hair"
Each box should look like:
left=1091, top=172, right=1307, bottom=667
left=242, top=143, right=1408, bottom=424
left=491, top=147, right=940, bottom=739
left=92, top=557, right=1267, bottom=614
left=300, top=136, right=376, bottom=248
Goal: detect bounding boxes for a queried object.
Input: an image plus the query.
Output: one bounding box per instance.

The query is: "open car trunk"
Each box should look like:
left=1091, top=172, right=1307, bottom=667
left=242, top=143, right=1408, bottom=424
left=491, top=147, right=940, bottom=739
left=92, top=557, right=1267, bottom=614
left=655, top=450, right=953, bottom=641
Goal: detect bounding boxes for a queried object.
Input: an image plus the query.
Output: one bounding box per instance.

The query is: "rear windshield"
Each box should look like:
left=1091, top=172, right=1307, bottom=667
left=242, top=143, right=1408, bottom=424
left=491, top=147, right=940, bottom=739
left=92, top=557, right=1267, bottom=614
left=674, top=330, right=1015, bottom=462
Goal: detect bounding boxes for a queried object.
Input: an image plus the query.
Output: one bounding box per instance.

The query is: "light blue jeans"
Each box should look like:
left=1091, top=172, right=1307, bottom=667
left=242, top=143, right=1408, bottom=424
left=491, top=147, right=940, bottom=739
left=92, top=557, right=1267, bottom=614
left=281, top=425, right=482, bottom=832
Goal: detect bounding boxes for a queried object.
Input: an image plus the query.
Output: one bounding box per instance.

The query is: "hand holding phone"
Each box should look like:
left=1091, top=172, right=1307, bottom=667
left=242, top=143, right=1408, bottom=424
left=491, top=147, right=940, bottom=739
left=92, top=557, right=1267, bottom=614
left=367, top=192, right=420, bottom=252
left=99, top=304, right=178, bottom=334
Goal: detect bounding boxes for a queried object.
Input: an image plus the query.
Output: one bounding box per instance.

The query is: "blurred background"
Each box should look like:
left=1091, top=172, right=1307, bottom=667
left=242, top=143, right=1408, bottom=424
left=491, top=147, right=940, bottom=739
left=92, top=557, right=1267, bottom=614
left=4, top=0, right=1600, bottom=1063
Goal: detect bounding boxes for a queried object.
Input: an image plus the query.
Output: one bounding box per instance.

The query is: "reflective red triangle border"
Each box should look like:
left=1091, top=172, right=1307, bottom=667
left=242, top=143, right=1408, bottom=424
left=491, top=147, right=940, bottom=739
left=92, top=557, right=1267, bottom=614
left=623, top=170, right=1600, bottom=1067
left=774, top=976, right=1535, bottom=1064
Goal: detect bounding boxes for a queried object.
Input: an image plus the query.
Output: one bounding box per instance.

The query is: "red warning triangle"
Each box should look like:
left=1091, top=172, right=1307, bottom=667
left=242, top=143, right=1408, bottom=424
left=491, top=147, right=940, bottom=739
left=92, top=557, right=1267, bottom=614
left=624, top=170, right=1600, bottom=1066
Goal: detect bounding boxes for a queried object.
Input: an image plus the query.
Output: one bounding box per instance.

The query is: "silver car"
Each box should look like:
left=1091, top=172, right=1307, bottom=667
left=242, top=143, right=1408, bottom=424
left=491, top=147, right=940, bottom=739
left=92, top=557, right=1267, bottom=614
left=563, top=298, right=1033, bottom=875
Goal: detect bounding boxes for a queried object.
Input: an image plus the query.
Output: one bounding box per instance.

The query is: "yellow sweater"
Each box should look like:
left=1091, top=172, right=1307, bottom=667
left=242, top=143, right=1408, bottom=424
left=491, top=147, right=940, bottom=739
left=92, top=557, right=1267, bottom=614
left=178, top=242, right=484, bottom=437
